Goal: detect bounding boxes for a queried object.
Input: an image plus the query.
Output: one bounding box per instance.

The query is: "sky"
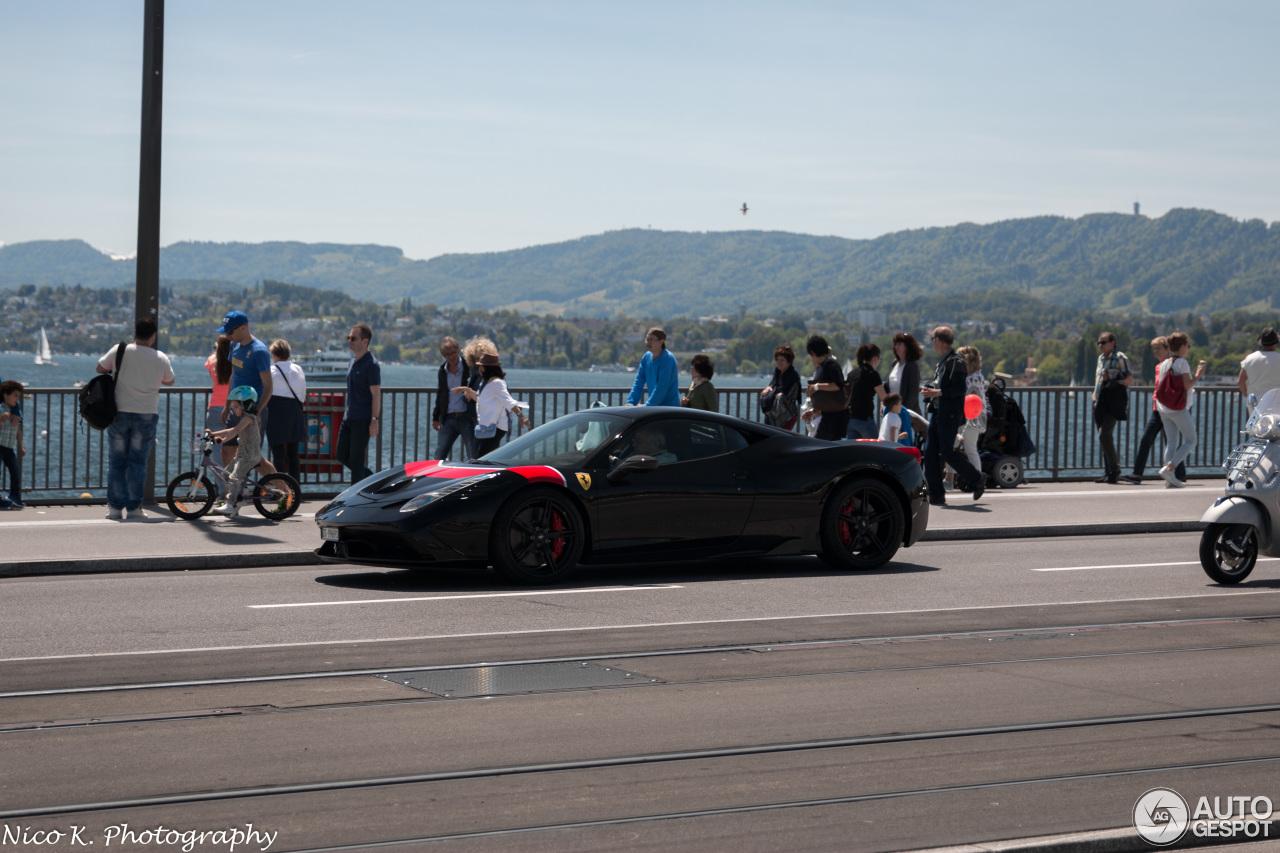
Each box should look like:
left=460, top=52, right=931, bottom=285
left=2, top=1, right=1278, bottom=261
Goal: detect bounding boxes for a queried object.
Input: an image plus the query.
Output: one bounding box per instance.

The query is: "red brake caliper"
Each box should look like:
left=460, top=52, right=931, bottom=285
left=838, top=496, right=856, bottom=547
left=550, top=510, right=566, bottom=559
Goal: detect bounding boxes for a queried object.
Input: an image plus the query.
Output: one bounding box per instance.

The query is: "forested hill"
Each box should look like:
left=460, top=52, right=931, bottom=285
left=3, top=208, right=1277, bottom=317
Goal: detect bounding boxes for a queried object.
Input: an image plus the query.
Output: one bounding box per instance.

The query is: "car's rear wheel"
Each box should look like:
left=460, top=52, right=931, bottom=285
left=818, top=477, right=903, bottom=570
left=490, top=486, right=585, bottom=584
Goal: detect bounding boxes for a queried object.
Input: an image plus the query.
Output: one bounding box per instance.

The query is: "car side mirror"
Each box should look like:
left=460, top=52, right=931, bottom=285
left=607, top=455, right=659, bottom=483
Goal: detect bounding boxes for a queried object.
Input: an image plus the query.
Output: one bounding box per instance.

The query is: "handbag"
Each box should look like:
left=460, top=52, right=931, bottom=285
left=810, top=388, right=850, bottom=413
left=474, top=422, right=498, bottom=440
left=760, top=388, right=776, bottom=414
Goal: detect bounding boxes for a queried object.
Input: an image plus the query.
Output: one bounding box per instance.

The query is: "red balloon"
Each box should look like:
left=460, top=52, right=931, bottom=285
left=964, top=394, right=983, bottom=420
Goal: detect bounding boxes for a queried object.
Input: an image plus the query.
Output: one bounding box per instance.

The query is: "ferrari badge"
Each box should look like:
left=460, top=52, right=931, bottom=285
left=575, top=473, right=592, bottom=491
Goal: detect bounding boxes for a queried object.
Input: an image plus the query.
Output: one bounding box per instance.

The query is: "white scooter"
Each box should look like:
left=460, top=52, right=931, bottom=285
left=1199, top=390, right=1280, bottom=583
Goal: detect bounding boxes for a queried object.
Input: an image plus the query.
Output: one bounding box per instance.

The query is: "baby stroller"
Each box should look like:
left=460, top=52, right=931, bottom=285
left=976, top=375, right=1036, bottom=487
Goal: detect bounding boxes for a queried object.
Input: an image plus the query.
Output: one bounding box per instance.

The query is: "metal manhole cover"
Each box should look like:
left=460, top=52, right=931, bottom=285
left=378, top=662, right=662, bottom=698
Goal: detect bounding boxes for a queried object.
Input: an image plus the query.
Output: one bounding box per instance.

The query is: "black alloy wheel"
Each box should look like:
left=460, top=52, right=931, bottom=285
left=1199, top=523, right=1258, bottom=584
left=166, top=471, right=217, bottom=520
left=489, top=485, right=585, bottom=584
left=818, top=477, right=904, bottom=570
left=253, top=473, right=302, bottom=520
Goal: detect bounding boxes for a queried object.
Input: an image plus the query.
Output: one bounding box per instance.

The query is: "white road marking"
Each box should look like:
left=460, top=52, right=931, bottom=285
left=986, top=489, right=1213, bottom=498
left=4, top=590, right=1274, bottom=663
left=250, top=584, right=684, bottom=609
left=1036, top=557, right=1280, bottom=572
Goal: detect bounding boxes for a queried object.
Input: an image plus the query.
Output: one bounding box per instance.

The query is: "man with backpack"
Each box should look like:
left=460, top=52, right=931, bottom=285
left=95, top=317, right=175, bottom=519
left=1091, top=331, right=1132, bottom=484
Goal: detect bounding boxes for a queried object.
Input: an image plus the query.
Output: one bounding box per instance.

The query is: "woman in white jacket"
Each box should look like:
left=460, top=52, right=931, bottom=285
left=461, top=353, right=530, bottom=456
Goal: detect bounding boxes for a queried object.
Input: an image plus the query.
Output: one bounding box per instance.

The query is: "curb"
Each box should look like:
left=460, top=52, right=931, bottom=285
left=0, top=522, right=1209, bottom=577
left=0, top=550, right=321, bottom=578
left=921, top=520, right=1206, bottom=541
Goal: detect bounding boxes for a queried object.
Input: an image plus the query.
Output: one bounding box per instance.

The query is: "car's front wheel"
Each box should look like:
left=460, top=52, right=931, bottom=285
left=490, top=486, right=586, bottom=584
left=818, top=477, right=904, bottom=570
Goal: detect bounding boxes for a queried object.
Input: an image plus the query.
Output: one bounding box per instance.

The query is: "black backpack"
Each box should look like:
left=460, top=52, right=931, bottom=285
left=80, top=341, right=126, bottom=430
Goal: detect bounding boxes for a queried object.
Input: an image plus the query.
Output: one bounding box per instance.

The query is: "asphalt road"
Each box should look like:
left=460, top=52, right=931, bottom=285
left=2, top=535, right=1279, bottom=852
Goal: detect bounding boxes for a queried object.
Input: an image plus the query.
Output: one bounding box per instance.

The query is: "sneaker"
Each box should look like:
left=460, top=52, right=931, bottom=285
left=1120, top=474, right=1142, bottom=485
left=7, top=499, right=24, bottom=509
left=106, top=506, right=123, bottom=520
left=1158, top=466, right=1183, bottom=487
left=128, top=507, right=149, bottom=520
left=972, top=474, right=986, bottom=501
left=211, top=502, right=240, bottom=517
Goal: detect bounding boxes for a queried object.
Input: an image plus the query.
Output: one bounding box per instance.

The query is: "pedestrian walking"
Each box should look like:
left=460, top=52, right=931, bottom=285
left=802, top=335, right=848, bottom=442
left=921, top=326, right=985, bottom=504
left=336, top=323, right=382, bottom=483
left=1122, top=336, right=1185, bottom=484
left=761, top=345, right=802, bottom=430
left=431, top=336, right=477, bottom=460
left=1154, top=332, right=1206, bottom=488
left=886, top=332, right=925, bottom=418
left=845, top=343, right=887, bottom=439
left=682, top=354, right=718, bottom=412
left=96, top=317, right=175, bottom=519
left=0, top=380, right=26, bottom=509
left=1092, top=331, right=1132, bottom=484
left=1238, top=326, right=1280, bottom=409
left=266, top=339, right=307, bottom=486
left=205, top=335, right=235, bottom=468
left=946, top=345, right=988, bottom=489
left=627, top=327, right=680, bottom=407
left=218, top=311, right=277, bottom=477
left=461, top=353, right=530, bottom=456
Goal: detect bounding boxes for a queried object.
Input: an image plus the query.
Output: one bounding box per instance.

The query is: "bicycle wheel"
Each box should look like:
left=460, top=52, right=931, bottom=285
left=253, top=473, right=302, bottom=520
left=166, top=471, right=217, bottom=520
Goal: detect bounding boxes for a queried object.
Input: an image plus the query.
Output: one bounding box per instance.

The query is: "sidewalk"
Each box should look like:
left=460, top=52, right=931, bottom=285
left=0, top=480, right=1220, bottom=577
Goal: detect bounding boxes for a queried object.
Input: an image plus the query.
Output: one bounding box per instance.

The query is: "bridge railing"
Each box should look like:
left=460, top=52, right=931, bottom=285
left=3, top=384, right=1245, bottom=500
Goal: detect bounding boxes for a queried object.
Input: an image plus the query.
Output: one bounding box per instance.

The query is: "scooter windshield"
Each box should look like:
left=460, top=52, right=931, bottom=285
left=1246, top=389, right=1280, bottom=440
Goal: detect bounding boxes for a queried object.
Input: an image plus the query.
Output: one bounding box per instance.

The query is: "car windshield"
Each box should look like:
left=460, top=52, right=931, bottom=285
left=480, top=411, right=631, bottom=469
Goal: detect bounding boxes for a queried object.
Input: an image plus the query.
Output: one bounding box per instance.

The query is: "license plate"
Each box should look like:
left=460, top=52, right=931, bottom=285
left=321, top=527, right=340, bottom=542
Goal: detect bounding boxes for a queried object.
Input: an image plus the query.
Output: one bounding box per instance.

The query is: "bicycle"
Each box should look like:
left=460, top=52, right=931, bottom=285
left=166, top=431, right=302, bottom=521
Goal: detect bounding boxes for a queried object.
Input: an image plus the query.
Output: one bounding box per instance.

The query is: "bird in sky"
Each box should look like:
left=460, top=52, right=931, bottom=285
left=741, top=203, right=748, bottom=215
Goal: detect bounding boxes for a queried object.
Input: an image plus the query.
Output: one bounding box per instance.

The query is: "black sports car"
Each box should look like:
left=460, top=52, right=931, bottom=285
left=315, top=406, right=929, bottom=584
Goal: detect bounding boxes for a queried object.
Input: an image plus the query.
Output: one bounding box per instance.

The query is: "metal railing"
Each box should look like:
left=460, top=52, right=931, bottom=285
left=2, top=384, right=1244, bottom=501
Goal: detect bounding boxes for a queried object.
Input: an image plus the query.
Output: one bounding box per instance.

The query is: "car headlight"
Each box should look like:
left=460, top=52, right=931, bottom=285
left=1249, top=414, right=1280, bottom=440
left=399, top=473, right=501, bottom=513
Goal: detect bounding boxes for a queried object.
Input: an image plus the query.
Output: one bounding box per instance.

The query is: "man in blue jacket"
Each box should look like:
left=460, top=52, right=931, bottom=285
left=627, top=327, right=680, bottom=407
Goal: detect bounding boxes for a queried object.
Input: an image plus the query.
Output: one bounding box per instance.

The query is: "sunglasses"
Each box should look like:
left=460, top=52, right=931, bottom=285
left=1097, top=339, right=1112, bottom=345
left=347, top=335, right=360, bottom=341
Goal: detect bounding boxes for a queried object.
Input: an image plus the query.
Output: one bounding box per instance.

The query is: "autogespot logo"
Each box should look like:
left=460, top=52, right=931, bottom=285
left=1134, top=788, right=1190, bottom=845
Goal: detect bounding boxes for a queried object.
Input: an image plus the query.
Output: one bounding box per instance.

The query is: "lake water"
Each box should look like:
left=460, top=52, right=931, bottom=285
left=0, top=352, right=769, bottom=391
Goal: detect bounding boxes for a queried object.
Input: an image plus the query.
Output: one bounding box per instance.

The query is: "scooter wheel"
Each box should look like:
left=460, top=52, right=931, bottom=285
left=1199, top=523, right=1258, bottom=584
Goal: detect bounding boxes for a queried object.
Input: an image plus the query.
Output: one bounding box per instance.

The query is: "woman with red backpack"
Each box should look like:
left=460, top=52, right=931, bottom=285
left=1154, top=332, right=1207, bottom=488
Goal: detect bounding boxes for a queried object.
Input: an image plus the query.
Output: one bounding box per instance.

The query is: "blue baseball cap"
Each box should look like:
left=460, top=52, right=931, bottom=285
left=217, top=311, right=249, bottom=334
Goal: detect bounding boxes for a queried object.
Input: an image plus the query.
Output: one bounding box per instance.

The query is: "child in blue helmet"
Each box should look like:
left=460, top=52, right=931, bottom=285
left=211, top=385, right=261, bottom=517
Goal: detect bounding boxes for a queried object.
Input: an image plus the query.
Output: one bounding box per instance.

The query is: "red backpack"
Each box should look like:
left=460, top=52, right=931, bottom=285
left=1154, top=358, right=1187, bottom=410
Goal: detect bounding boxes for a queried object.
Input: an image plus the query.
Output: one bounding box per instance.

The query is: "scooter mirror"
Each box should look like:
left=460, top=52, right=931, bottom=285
left=1250, top=393, right=1258, bottom=408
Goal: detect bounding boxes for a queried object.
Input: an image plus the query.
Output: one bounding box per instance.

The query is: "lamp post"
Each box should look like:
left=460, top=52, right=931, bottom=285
left=136, top=0, right=164, bottom=498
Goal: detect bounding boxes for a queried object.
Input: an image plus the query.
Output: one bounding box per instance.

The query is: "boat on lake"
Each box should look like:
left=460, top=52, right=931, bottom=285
left=34, top=328, right=57, bottom=366
left=297, top=344, right=350, bottom=382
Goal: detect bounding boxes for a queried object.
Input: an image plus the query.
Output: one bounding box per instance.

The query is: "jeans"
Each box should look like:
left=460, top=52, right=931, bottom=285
left=1095, top=407, right=1120, bottom=479
left=925, top=408, right=980, bottom=501
left=336, top=418, right=373, bottom=483
left=0, top=445, right=20, bottom=501
left=435, top=413, right=478, bottom=460
left=1133, top=410, right=1185, bottom=480
left=1161, top=407, right=1197, bottom=469
left=107, top=412, right=158, bottom=510
left=845, top=417, right=878, bottom=440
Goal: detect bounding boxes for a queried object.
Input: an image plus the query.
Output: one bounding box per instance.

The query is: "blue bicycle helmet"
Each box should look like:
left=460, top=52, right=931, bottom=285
left=227, top=385, right=259, bottom=413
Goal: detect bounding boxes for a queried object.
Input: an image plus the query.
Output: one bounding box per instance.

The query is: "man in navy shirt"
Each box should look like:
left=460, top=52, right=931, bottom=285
left=337, top=323, right=382, bottom=483
left=218, top=310, right=276, bottom=476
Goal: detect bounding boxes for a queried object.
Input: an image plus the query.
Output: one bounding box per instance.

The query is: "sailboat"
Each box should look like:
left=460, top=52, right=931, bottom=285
left=34, top=327, right=56, bottom=366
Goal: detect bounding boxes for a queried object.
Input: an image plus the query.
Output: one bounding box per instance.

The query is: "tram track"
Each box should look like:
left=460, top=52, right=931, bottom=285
left=5, top=600, right=1280, bottom=850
